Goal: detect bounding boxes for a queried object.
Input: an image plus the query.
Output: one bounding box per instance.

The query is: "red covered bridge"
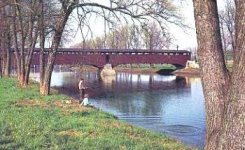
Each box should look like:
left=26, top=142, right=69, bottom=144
left=31, top=48, right=191, bottom=68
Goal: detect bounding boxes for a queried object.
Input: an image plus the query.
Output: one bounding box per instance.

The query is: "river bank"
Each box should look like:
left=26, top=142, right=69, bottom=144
left=71, top=65, right=179, bottom=74
left=0, top=78, right=194, bottom=149
left=174, top=68, right=201, bottom=77
left=70, top=65, right=201, bottom=76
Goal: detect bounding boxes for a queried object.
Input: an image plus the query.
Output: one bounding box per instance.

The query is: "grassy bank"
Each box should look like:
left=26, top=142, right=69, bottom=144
left=70, top=64, right=177, bottom=74
left=115, top=64, right=176, bottom=74
left=0, top=78, right=193, bottom=150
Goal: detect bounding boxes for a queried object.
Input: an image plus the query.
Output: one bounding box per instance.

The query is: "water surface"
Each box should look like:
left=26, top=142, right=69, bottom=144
left=31, top=69, right=205, bottom=148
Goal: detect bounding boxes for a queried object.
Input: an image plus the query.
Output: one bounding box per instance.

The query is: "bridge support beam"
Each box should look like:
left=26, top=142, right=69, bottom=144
left=100, top=64, right=116, bottom=77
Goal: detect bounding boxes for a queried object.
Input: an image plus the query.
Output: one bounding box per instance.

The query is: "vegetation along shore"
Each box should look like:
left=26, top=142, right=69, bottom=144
left=0, top=78, right=195, bottom=149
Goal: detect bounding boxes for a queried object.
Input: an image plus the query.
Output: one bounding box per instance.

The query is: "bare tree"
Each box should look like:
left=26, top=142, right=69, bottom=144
left=0, top=0, right=9, bottom=8
left=219, top=0, right=235, bottom=52
left=38, top=0, right=182, bottom=95
left=38, top=0, right=45, bottom=91
left=72, top=23, right=172, bottom=50
left=193, top=0, right=244, bottom=149
left=7, top=0, right=40, bottom=87
left=105, top=26, right=130, bottom=49
left=142, top=22, right=171, bottom=50
left=0, top=7, right=3, bottom=77
left=129, top=25, right=141, bottom=49
left=0, top=5, right=11, bottom=77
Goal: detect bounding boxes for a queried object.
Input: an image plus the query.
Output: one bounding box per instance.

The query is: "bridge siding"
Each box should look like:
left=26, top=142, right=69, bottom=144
left=9, top=50, right=190, bottom=68
left=109, top=54, right=189, bottom=66
left=29, top=52, right=190, bottom=68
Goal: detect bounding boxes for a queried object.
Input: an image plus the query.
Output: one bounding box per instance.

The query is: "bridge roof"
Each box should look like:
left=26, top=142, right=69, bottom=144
left=4, top=48, right=191, bottom=55
left=38, top=48, right=191, bottom=54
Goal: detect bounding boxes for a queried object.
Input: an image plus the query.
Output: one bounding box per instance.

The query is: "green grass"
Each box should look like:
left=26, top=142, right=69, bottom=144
left=115, top=64, right=176, bottom=75
left=0, top=78, right=193, bottom=150
left=117, top=64, right=176, bottom=70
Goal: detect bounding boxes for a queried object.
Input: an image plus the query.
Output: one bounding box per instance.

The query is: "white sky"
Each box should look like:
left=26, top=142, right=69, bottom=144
left=66, top=0, right=225, bottom=50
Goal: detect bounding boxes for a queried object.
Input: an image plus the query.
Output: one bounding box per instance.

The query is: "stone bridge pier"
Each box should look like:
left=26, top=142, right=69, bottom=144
left=99, top=64, right=116, bottom=77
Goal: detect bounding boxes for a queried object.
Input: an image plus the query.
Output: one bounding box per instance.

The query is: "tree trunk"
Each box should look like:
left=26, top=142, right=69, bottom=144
left=11, top=12, right=21, bottom=80
left=16, top=4, right=27, bottom=88
left=40, top=7, right=71, bottom=95
left=39, top=48, right=45, bottom=90
left=192, top=0, right=229, bottom=149
left=24, top=14, right=38, bottom=85
left=219, top=1, right=245, bottom=149
left=40, top=32, right=65, bottom=95
left=19, top=43, right=26, bottom=87
left=12, top=0, right=39, bottom=87
left=193, top=0, right=245, bottom=149
left=0, top=53, right=2, bottom=78
left=1, top=32, right=7, bottom=76
left=0, top=7, right=11, bottom=77
left=1, top=34, right=11, bottom=77
left=3, top=32, right=11, bottom=77
left=24, top=45, right=37, bottom=85
left=39, top=48, right=45, bottom=91
left=39, top=0, right=45, bottom=90
left=40, top=52, right=55, bottom=95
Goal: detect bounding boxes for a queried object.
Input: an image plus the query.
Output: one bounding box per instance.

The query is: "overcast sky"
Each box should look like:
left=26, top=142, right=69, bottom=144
left=66, top=0, right=225, bottom=50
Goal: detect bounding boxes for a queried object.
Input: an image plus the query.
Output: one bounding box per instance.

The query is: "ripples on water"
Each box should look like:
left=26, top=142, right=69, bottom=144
left=31, top=67, right=205, bottom=149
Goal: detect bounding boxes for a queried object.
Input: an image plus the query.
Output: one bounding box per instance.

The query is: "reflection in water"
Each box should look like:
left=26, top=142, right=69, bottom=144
left=30, top=68, right=205, bottom=149
left=100, top=75, right=116, bottom=89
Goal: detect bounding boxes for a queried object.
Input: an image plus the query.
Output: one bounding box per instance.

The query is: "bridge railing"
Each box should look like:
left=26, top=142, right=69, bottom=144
left=4, top=48, right=191, bottom=56
left=54, top=48, right=190, bottom=53
left=31, top=48, right=191, bottom=55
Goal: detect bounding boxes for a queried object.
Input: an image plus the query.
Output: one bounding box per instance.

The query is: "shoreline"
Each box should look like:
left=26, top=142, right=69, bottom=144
left=54, top=85, right=201, bottom=149
left=71, top=66, right=201, bottom=76
left=173, top=68, right=201, bottom=77
left=0, top=77, right=194, bottom=149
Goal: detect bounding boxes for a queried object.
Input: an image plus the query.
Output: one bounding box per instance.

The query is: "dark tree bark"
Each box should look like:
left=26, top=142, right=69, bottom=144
left=14, top=0, right=27, bottom=87
left=10, top=0, right=40, bottom=87
left=3, top=32, right=11, bottom=77
left=0, top=58, right=2, bottom=78
left=0, top=36, right=2, bottom=77
left=193, top=0, right=229, bottom=149
left=24, top=22, right=38, bottom=85
left=193, top=0, right=244, bottom=149
left=0, top=7, right=11, bottom=77
left=1, top=32, right=11, bottom=77
left=40, top=8, right=72, bottom=95
left=11, top=0, right=26, bottom=85
left=219, top=1, right=245, bottom=149
left=0, top=32, right=10, bottom=77
left=11, top=7, right=21, bottom=80
left=38, top=0, right=45, bottom=91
